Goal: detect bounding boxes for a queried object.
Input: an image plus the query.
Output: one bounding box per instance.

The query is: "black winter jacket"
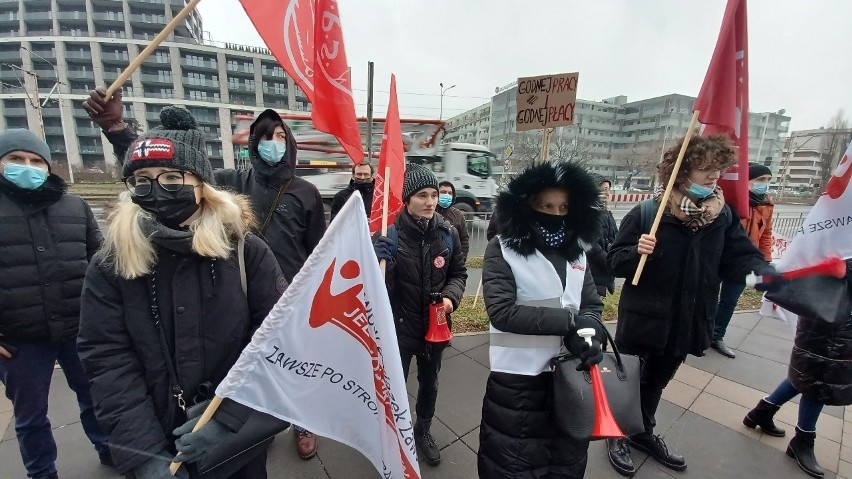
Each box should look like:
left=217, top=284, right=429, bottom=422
left=330, top=179, right=373, bottom=222
left=587, top=207, right=617, bottom=296
left=106, top=111, right=326, bottom=283
left=0, top=175, right=101, bottom=342
left=77, top=231, right=285, bottom=474
left=788, top=261, right=852, bottom=406
left=607, top=201, right=767, bottom=357
left=384, top=210, right=467, bottom=354
left=479, top=162, right=604, bottom=479
left=436, top=204, right=470, bottom=259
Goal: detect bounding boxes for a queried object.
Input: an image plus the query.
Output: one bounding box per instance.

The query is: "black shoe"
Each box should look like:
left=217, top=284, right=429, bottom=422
left=743, top=398, right=786, bottom=437
left=711, top=339, right=736, bottom=358
left=628, top=434, right=686, bottom=471
left=786, top=427, right=824, bottom=478
left=607, top=438, right=636, bottom=477
left=414, top=425, right=441, bottom=466
left=98, top=450, right=115, bottom=468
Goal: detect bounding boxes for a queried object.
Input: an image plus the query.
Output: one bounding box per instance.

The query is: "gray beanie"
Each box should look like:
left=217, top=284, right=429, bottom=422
left=123, top=107, right=214, bottom=184
left=0, top=129, right=52, bottom=165
left=402, top=163, right=439, bottom=201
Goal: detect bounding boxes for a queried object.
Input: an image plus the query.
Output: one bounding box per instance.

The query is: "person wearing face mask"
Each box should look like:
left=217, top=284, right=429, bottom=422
left=476, top=161, right=605, bottom=479
left=85, top=91, right=327, bottom=460
left=587, top=175, right=619, bottom=297
left=0, top=129, right=109, bottom=479
left=77, top=107, right=288, bottom=479
left=372, top=164, right=468, bottom=467
left=436, top=181, right=470, bottom=259
left=604, top=136, right=773, bottom=476
left=329, top=162, right=374, bottom=222
left=710, top=163, right=776, bottom=359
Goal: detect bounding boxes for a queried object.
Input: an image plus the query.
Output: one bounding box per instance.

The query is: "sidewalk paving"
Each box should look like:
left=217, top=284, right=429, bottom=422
left=2, top=311, right=850, bottom=478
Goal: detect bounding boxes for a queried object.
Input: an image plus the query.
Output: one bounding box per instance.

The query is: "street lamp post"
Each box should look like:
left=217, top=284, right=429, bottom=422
left=756, top=109, right=785, bottom=166
left=439, top=82, right=455, bottom=120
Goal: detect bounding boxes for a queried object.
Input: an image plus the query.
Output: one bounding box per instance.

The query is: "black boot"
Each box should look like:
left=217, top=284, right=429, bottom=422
left=743, top=398, right=786, bottom=437
left=414, top=423, right=441, bottom=466
left=607, top=438, right=636, bottom=477
left=786, top=427, right=824, bottom=478
left=628, top=434, right=686, bottom=471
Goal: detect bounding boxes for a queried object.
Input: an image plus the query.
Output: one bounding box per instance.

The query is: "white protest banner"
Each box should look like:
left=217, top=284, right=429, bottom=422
left=761, top=139, right=852, bottom=322
left=515, top=72, right=579, bottom=132
left=216, top=192, right=420, bottom=479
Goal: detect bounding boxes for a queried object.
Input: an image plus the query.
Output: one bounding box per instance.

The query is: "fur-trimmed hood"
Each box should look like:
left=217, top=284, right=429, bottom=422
left=496, top=161, right=602, bottom=259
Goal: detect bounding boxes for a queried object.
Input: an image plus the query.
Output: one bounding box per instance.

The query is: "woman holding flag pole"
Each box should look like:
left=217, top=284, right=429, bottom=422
left=605, top=134, right=774, bottom=476
left=77, top=108, right=287, bottom=478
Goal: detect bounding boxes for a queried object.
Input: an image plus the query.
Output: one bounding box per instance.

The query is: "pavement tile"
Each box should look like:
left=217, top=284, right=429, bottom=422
left=816, top=435, right=842, bottom=474
left=0, top=410, right=11, bottom=439
left=459, top=427, right=479, bottom=453
left=672, top=364, right=713, bottom=390
left=270, top=431, right=366, bottom=479
left=447, top=333, right=489, bottom=353
left=704, top=375, right=765, bottom=409
left=737, top=331, right=794, bottom=364
left=685, top=352, right=727, bottom=376
left=418, top=440, right=478, bottom=479
left=840, top=459, right=852, bottom=479
left=689, top=392, right=761, bottom=441
left=464, top=343, right=489, bottom=370
left=843, top=444, right=852, bottom=463
left=660, top=380, right=701, bottom=410
left=429, top=353, right=489, bottom=438
left=753, top=317, right=797, bottom=341
left=714, top=350, right=789, bottom=395
left=729, top=311, right=762, bottom=331
left=844, top=431, right=852, bottom=448
left=719, top=324, right=750, bottom=349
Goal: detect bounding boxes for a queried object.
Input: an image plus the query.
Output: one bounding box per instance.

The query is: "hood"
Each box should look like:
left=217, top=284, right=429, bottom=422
left=496, top=161, right=602, bottom=259
left=441, top=182, right=457, bottom=200
left=248, top=109, right=299, bottom=185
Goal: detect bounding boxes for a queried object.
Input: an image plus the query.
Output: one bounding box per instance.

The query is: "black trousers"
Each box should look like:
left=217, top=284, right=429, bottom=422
left=618, top=347, right=686, bottom=437
left=400, top=348, right=444, bottom=431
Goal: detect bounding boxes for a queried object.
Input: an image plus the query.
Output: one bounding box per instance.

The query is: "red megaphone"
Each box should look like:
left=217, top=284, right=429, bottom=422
left=578, top=328, right=625, bottom=439
left=426, top=294, right=453, bottom=343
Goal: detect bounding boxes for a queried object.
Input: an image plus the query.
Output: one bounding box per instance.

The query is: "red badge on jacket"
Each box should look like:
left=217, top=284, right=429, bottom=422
left=433, top=256, right=446, bottom=268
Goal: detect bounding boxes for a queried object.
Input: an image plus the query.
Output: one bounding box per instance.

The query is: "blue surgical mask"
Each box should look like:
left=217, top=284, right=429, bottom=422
left=438, top=194, right=453, bottom=208
left=257, top=140, right=287, bottom=165
left=750, top=183, right=770, bottom=195
left=686, top=181, right=716, bottom=199
left=3, top=162, right=48, bottom=190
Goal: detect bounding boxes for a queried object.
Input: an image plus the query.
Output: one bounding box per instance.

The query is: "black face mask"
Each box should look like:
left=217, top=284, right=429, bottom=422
left=353, top=179, right=373, bottom=190
left=532, top=210, right=567, bottom=248
left=131, top=184, right=200, bottom=229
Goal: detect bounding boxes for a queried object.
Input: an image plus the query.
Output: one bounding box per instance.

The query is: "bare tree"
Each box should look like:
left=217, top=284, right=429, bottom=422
left=612, top=142, right=660, bottom=190
left=503, top=126, right=592, bottom=174
left=817, top=110, right=852, bottom=196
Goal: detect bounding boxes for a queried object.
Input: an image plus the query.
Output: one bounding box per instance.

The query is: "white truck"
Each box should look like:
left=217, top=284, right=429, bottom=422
left=233, top=114, right=498, bottom=213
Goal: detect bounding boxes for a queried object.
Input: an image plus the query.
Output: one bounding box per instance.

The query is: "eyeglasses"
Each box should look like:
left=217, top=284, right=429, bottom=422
left=124, top=170, right=193, bottom=197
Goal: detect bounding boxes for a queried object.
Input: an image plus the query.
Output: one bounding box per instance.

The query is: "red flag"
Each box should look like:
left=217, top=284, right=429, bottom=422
left=369, top=75, right=405, bottom=234
left=239, top=0, right=364, bottom=164
left=693, top=0, right=749, bottom=217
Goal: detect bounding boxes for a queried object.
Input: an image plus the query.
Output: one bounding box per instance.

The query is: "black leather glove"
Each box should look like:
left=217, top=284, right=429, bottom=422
left=131, top=450, right=189, bottom=479
left=564, top=334, right=604, bottom=371
left=82, top=87, right=126, bottom=132
left=373, top=236, right=396, bottom=263
left=573, top=314, right=608, bottom=350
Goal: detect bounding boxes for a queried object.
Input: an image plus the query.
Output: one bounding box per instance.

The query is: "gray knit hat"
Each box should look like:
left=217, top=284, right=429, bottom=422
left=0, top=129, right=52, bottom=165
left=123, top=107, right=214, bottom=184
left=403, top=163, right=439, bottom=201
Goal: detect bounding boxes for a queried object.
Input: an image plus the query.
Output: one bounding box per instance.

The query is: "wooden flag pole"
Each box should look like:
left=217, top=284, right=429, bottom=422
left=379, top=166, right=391, bottom=277
left=539, top=128, right=553, bottom=163
left=169, top=395, right=223, bottom=474
left=631, top=110, right=701, bottom=286
left=105, top=0, right=203, bottom=99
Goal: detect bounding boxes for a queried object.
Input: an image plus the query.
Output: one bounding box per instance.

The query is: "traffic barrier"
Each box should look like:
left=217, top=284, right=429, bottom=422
left=609, top=193, right=654, bottom=203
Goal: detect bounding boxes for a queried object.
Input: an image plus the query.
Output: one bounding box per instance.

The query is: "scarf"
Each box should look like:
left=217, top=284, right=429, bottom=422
left=749, top=191, right=768, bottom=208
left=656, top=185, right=725, bottom=232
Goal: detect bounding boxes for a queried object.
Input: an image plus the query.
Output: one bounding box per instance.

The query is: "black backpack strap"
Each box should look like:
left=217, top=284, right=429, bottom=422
left=639, top=199, right=659, bottom=234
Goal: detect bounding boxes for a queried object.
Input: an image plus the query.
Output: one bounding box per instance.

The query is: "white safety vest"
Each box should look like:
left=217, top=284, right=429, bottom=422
left=489, top=239, right=587, bottom=376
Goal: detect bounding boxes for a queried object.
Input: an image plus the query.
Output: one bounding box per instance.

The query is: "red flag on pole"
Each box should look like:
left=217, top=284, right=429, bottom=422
left=239, top=0, right=364, bottom=164
left=369, top=75, right=405, bottom=234
left=693, top=0, right=749, bottom=217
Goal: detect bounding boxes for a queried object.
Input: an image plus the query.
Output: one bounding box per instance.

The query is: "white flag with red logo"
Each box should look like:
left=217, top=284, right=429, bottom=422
left=760, top=139, right=852, bottom=321
left=216, top=192, right=420, bottom=479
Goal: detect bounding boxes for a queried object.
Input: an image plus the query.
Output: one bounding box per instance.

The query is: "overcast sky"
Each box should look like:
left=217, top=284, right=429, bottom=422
left=197, top=0, right=850, bottom=132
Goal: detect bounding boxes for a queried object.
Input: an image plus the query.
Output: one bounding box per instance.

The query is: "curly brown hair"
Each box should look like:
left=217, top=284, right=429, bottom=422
left=657, top=135, right=737, bottom=186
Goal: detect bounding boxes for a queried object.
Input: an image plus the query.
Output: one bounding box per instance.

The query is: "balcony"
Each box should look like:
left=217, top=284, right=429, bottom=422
left=25, top=29, right=56, bottom=36
left=56, top=11, right=88, bottom=21
left=181, top=58, right=218, bottom=70
left=183, top=77, right=219, bottom=89
left=44, top=126, right=65, bottom=135
left=130, top=14, right=166, bottom=24
left=0, top=51, right=21, bottom=61
left=3, top=107, right=28, bottom=116
left=92, top=12, right=124, bottom=23
left=144, top=91, right=174, bottom=99
left=263, top=88, right=288, bottom=97
left=24, top=12, right=53, bottom=21
left=67, top=70, right=94, bottom=80
left=97, top=30, right=127, bottom=39
left=227, top=65, right=255, bottom=76
left=0, top=12, right=17, bottom=22
left=145, top=112, right=161, bottom=121
left=143, top=55, right=171, bottom=65
left=228, top=84, right=255, bottom=93
left=128, top=0, right=167, bottom=4
left=80, top=145, right=105, bottom=155
left=140, top=73, right=174, bottom=84
left=102, top=51, right=130, bottom=63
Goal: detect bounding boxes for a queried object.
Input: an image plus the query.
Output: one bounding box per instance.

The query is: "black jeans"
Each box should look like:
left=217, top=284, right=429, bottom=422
left=618, top=347, right=686, bottom=438
left=399, top=348, right=444, bottom=431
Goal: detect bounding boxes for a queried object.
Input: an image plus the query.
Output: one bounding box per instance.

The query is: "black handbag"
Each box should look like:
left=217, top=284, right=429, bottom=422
left=550, top=320, right=644, bottom=441
left=146, top=238, right=290, bottom=478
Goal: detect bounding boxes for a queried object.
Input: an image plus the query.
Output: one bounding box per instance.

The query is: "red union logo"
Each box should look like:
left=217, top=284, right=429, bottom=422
left=283, top=0, right=315, bottom=92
